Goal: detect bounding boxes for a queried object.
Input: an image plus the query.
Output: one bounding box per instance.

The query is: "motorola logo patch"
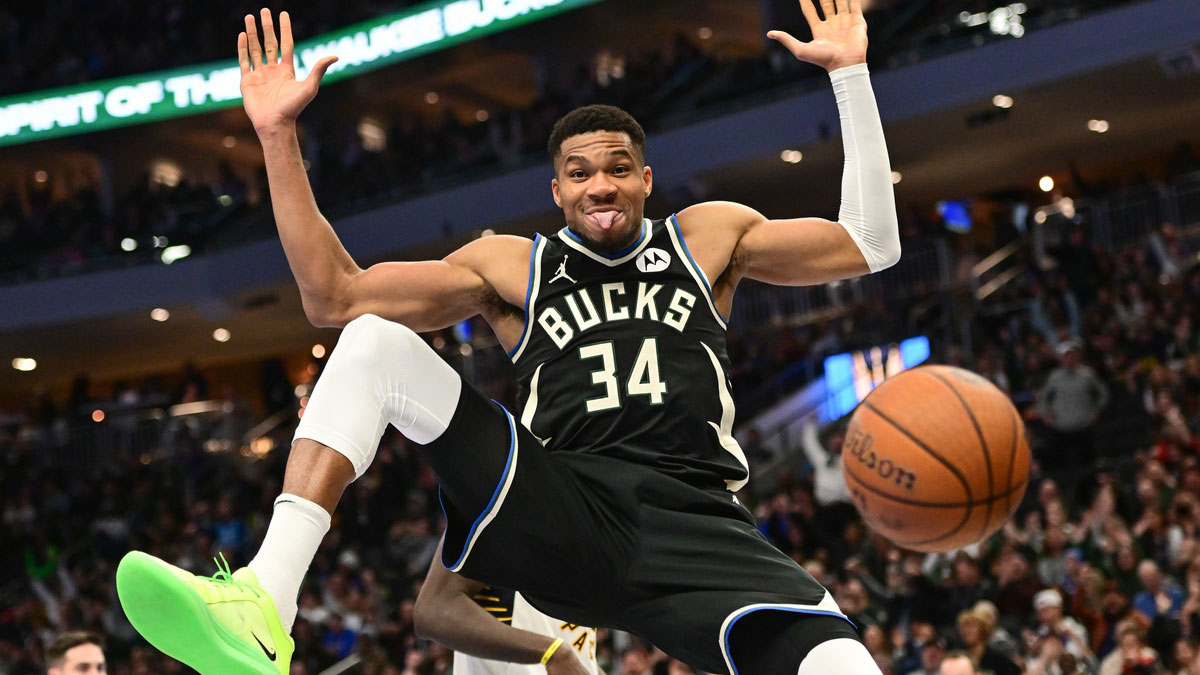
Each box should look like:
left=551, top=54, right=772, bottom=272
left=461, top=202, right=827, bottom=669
left=636, top=248, right=672, bottom=273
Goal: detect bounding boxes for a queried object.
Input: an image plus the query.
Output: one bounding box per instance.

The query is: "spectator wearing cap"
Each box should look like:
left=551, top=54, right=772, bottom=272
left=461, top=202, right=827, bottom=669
left=1037, top=339, right=1110, bottom=487
left=1133, top=560, right=1186, bottom=622
left=1034, top=588, right=1095, bottom=667
left=955, top=607, right=1021, bottom=675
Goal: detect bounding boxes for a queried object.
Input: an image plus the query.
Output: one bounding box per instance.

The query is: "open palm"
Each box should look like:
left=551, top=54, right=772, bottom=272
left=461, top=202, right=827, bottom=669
left=238, top=9, right=338, bottom=133
left=768, top=0, right=868, bottom=72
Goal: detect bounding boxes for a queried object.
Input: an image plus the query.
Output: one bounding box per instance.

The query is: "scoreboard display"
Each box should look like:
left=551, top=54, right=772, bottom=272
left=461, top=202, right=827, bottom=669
left=822, top=336, right=931, bottom=421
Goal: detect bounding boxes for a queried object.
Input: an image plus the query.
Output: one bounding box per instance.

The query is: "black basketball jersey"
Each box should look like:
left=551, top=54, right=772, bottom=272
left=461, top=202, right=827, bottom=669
left=508, top=216, right=749, bottom=491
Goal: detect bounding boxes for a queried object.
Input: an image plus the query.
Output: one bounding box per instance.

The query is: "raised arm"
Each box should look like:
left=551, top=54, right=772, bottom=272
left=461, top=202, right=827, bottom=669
left=414, top=540, right=590, bottom=675
left=679, top=0, right=898, bottom=294
left=240, top=10, right=527, bottom=330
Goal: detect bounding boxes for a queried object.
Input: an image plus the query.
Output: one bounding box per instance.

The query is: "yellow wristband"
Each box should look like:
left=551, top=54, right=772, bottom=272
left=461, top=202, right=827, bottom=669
left=540, top=638, right=564, bottom=665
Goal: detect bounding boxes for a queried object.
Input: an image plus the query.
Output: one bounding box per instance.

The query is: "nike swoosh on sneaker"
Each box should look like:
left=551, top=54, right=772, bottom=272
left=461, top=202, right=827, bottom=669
left=252, top=633, right=277, bottom=661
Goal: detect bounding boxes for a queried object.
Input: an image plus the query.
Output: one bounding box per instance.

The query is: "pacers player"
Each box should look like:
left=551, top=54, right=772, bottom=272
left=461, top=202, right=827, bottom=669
left=117, top=0, right=898, bottom=673
left=413, top=542, right=596, bottom=675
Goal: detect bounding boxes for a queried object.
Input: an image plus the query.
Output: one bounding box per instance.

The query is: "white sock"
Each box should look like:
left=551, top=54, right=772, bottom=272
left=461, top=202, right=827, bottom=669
left=797, top=637, right=881, bottom=675
left=248, top=494, right=331, bottom=631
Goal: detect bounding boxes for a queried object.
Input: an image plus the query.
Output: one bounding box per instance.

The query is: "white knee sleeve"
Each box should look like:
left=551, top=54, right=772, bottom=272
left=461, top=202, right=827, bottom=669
left=294, top=314, right=463, bottom=478
left=797, top=638, right=881, bottom=675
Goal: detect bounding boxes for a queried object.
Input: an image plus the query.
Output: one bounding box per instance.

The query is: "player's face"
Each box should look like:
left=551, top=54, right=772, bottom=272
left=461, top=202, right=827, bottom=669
left=51, top=644, right=106, bottom=674
left=552, top=131, right=652, bottom=253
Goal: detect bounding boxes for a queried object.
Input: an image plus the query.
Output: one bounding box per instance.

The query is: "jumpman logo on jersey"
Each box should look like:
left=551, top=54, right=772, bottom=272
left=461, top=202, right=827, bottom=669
left=549, top=256, right=577, bottom=285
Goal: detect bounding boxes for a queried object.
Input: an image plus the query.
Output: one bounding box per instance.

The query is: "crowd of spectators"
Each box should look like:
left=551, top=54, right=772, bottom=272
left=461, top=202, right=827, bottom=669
left=0, top=0, right=1146, bottom=284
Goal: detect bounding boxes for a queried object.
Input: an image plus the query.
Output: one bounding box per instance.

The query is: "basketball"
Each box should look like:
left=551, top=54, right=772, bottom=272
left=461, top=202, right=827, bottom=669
left=842, top=364, right=1031, bottom=553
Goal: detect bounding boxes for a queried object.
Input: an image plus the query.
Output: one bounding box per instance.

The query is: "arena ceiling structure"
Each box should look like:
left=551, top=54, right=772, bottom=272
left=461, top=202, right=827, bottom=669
left=1, top=0, right=1198, bottom=396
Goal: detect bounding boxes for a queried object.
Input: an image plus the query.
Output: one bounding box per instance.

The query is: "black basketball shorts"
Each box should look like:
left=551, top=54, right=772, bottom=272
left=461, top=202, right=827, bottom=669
left=422, top=379, right=853, bottom=674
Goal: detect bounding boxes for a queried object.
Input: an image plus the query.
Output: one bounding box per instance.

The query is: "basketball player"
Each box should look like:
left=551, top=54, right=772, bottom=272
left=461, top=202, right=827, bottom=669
left=413, top=541, right=597, bottom=675
left=116, top=0, right=899, bottom=673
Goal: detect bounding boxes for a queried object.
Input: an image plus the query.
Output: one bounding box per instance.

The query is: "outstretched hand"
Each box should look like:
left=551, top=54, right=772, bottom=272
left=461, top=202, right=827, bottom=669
left=768, top=0, right=868, bottom=72
left=238, top=9, right=338, bottom=134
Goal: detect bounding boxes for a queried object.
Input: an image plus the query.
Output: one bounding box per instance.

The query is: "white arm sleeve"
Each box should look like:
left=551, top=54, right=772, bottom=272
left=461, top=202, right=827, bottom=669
left=830, top=63, right=900, bottom=272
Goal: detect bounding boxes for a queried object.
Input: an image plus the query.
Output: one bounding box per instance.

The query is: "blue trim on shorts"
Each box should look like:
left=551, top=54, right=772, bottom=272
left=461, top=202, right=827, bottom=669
left=668, top=214, right=729, bottom=324
left=723, top=606, right=856, bottom=675
left=507, top=234, right=541, bottom=358
left=562, top=218, right=647, bottom=258
left=440, top=405, right=518, bottom=571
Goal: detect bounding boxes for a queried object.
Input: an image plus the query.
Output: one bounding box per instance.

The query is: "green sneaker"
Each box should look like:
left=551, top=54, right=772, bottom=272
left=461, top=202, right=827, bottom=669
left=116, top=551, right=293, bottom=675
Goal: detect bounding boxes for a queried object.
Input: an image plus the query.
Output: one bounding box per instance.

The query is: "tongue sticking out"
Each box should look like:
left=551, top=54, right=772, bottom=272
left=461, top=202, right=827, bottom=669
left=587, top=211, right=620, bottom=230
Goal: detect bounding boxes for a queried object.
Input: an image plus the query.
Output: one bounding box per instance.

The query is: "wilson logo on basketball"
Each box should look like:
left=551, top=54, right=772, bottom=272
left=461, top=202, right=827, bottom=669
left=846, top=428, right=916, bottom=491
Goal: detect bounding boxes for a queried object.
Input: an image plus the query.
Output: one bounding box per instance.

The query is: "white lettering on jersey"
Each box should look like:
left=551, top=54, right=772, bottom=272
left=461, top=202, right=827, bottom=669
left=663, top=289, right=697, bottom=332
left=634, top=282, right=662, bottom=321
left=536, top=282, right=697, bottom=349
left=537, top=307, right=574, bottom=349
left=564, top=290, right=602, bottom=331
left=636, top=247, right=672, bottom=273
left=601, top=283, right=629, bottom=321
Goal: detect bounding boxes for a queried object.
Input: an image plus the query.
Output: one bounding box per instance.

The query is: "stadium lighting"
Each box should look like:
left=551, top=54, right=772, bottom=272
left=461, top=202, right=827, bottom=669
left=1039, top=176, right=1055, bottom=192
left=217, top=194, right=233, bottom=206
left=891, top=171, right=903, bottom=184
left=222, top=135, right=237, bottom=148
left=11, top=358, right=37, bottom=372
left=160, top=244, right=192, bottom=264
left=150, top=308, right=170, bottom=322
left=475, top=109, right=489, bottom=122
left=212, top=328, right=231, bottom=343
left=698, top=27, right=713, bottom=40
left=312, top=344, right=326, bottom=359
left=92, top=410, right=105, bottom=422
left=480, top=228, right=496, bottom=238
left=424, top=91, right=440, bottom=105
left=357, top=117, right=387, bottom=152
left=121, top=238, right=138, bottom=251
left=1088, top=119, right=1110, bottom=133
left=34, top=170, right=48, bottom=183
left=780, top=150, right=803, bottom=164
left=992, top=95, right=1014, bottom=109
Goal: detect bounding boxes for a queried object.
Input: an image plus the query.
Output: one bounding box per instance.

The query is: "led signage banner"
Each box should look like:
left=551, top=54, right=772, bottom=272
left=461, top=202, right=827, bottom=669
left=0, top=0, right=600, bottom=147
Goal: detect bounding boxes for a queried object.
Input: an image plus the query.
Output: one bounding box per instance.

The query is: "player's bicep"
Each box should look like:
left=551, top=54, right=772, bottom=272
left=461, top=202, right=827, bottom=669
left=735, top=216, right=870, bottom=287
left=341, top=258, right=489, bottom=331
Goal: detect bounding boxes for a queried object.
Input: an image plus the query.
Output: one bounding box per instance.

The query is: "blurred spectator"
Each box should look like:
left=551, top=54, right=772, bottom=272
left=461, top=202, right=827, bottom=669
left=1097, top=620, right=1162, bottom=675
left=954, top=607, right=1020, bottom=675
left=44, top=631, right=105, bottom=675
left=1032, top=588, right=1095, bottom=667
left=1134, top=560, right=1186, bottom=622
left=936, top=650, right=979, bottom=675
left=1038, top=340, right=1110, bottom=484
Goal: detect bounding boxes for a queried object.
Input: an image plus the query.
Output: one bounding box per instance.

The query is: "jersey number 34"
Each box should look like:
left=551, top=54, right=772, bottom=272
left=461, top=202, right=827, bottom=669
left=578, top=338, right=666, bottom=412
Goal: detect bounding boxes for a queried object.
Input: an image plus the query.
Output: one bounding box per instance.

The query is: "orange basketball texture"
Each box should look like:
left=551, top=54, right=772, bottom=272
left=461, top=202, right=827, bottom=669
left=841, top=364, right=1031, bottom=553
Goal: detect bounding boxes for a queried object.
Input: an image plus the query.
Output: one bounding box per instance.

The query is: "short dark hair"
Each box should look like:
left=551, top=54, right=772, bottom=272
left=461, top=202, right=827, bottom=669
left=547, top=105, right=646, bottom=164
left=46, top=631, right=103, bottom=667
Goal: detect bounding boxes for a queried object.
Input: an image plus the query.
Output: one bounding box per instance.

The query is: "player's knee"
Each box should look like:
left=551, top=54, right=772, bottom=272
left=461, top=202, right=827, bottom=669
left=336, top=313, right=422, bottom=368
